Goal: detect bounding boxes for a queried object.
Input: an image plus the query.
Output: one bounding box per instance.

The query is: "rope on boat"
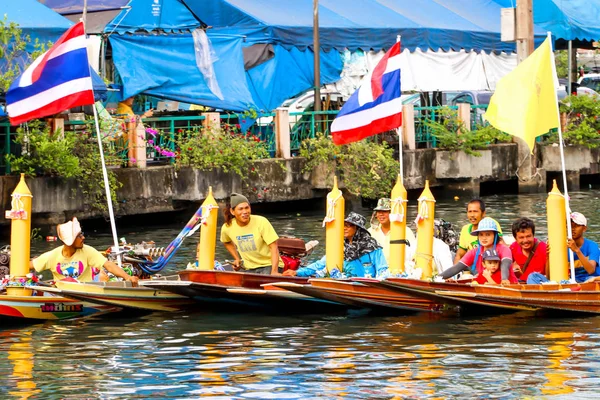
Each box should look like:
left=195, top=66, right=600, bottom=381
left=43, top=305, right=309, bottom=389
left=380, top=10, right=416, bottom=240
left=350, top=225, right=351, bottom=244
left=322, top=192, right=343, bottom=227
left=390, top=197, right=408, bottom=222
left=414, top=195, right=436, bottom=224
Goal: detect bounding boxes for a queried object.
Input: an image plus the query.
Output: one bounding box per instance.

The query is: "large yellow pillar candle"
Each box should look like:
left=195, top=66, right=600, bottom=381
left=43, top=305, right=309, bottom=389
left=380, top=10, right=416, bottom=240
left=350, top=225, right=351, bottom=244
left=197, top=186, right=219, bottom=270
left=389, top=174, right=408, bottom=275
left=546, top=180, right=568, bottom=282
left=9, top=174, right=32, bottom=278
left=415, top=180, right=435, bottom=280
left=324, top=176, right=345, bottom=274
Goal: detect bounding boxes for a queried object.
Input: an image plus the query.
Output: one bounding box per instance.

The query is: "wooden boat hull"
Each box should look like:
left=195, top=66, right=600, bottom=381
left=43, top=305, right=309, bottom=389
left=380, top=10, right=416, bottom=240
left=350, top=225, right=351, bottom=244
left=33, top=280, right=195, bottom=312
left=142, top=270, right=348, bottom=311
left=438, top=282, right=600, bottom=314
left=0, top=292, right=116, bottom=320
left=354, top=278, right=539, bottom=312
left=273, top=279, right=443, bottom=313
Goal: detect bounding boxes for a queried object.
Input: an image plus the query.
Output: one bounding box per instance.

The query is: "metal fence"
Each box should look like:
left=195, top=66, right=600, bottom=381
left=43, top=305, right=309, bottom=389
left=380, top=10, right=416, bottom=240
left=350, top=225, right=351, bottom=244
left=0, top=104, right=492, bottom=174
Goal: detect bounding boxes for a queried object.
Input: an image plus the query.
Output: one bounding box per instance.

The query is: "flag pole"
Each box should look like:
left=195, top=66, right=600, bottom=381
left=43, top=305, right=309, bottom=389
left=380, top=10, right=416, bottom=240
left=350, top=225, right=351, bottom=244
left=395, top=35, right=403, bottom=183
left=548, top=31, right=576, bottom=282
left=81, top=18, right=123, bottom=268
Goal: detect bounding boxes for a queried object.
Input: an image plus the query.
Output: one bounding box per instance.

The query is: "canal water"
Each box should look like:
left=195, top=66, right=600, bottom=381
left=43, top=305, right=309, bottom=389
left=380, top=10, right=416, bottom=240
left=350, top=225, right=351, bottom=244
left=1, top=190, right=600, bottom=398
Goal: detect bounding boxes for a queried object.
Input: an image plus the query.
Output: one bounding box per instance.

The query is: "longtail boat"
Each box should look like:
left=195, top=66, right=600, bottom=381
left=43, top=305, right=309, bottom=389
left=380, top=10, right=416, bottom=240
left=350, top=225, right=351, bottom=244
left=355, top=278, right=540, bottom=312
left=0, top=288, right=117, bottom=320
left=271, top=279, right=444, bottom=313
left=32, top=277, right=195, bottom=312
left=140, top=270, right=348, bottom=311
left=435, top=282, right=600, bottom=314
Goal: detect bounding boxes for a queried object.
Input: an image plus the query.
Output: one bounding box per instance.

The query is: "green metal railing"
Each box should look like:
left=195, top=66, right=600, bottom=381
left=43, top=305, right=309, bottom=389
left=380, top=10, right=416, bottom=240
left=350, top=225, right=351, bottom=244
left=0, top=121, right=13, bottom=174
left=0, top=104, right=494, bottom=174
left=289, top=111, right=338, bottom=153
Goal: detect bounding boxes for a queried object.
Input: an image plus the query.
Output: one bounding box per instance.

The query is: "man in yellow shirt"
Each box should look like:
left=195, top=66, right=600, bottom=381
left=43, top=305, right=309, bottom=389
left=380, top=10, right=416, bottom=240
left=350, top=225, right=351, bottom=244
left=220, top=193, right=283, bottom=275
left=31, top=217, right=139, bottom=285
left=454, top=199, right=503, bottom=263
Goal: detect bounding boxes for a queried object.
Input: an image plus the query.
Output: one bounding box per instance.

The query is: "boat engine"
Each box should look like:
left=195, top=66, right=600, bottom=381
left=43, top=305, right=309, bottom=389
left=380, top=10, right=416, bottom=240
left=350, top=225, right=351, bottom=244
left=104, top=241, right=165, bottom=279
left=0, top=246, right=9, bottom=278
left=277, top=237, right=319, bottom=272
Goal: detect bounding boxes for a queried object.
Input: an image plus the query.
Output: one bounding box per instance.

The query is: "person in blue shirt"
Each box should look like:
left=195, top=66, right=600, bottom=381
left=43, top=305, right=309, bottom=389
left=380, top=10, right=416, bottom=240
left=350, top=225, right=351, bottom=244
left=567, top=212, right=600, bottom=282
left=528, top=212, right=600, bottom=283
left=283, top=212, right=388, bottom=279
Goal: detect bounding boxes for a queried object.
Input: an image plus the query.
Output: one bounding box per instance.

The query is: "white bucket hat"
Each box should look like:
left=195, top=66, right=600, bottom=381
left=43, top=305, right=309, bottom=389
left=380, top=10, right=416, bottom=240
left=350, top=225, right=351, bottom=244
left=57, top=217, right=82, bottom=246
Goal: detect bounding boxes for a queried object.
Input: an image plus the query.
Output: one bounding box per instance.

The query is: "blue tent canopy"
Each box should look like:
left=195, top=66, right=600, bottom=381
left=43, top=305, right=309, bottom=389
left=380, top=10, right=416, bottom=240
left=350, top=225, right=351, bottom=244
left=1, top=0, right=107, bottom=99
left=181, top=0, right=545, bottom=52
left=492, top=0, right=600, bottom=43
left=39, top=0, right=129, bottom=14
left=2, top=1, right=73, bottom=50
left=104, top=0, right=201, bottom=33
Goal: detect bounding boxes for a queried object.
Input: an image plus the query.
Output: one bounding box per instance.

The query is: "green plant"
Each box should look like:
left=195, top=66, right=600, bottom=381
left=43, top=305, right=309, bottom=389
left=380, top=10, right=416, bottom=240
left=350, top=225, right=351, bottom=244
left=554, top=50, right=568, bottom=79
left=548, top=94, right=600, bottom=148
left=6, top=121, right=122, bottom=213
left=424, top=107, right=512, bottom=156
left=299, top=133, right=398, bottom=199
left=174, top=124, right=270, bottom=179
left=0, top=16, right=50, bottom=92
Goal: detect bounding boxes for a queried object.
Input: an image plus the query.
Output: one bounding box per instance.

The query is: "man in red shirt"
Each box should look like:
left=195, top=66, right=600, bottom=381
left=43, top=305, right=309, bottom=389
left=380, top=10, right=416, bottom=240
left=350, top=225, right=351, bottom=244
left=509, top=217, right=547, bottom=282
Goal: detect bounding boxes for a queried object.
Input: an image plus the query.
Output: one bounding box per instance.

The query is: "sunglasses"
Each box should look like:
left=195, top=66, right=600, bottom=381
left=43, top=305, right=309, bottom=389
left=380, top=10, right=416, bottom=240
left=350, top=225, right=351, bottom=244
left=77, top=232, right=85, bottom=239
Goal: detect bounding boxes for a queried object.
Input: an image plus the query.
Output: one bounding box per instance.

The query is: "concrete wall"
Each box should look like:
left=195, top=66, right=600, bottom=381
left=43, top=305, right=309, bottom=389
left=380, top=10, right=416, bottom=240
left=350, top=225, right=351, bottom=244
left=1, top=143, right=595, bottom=226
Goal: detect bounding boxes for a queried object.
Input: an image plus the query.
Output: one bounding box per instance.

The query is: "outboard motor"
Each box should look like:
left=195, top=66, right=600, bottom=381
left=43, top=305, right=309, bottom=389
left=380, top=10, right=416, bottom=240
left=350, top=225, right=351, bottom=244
left=0, top=246, right=10, bottom=278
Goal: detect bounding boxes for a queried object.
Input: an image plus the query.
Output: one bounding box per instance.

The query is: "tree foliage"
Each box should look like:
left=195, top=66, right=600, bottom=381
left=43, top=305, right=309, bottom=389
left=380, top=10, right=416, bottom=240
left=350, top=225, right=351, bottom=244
left=0, top=15, right=50, bottom=92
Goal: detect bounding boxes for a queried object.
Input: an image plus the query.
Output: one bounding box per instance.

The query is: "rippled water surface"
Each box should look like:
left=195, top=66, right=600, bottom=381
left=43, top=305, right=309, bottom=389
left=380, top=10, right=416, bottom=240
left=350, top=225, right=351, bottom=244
left=2, top=190, right=600, bottom=398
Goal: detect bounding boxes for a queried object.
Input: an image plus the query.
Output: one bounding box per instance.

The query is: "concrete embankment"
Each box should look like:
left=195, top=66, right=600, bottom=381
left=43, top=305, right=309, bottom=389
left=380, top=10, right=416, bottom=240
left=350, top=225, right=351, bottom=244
left=0, top=144, right=598, bottom=226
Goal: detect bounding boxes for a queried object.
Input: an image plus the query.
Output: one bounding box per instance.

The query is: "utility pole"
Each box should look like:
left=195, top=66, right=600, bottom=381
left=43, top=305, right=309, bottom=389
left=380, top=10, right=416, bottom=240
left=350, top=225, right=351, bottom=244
left=516, top=0, right=533, bottom=63
left=313, top=0, right=321, bottom=112
left=515, top=0, right=541, bottom=193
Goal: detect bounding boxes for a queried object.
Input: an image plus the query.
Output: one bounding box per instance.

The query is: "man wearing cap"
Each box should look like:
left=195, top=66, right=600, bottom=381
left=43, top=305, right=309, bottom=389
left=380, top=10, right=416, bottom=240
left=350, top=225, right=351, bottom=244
left=368, top=198, right=416, bottom=264
left=220, top=193, right=283, bottom=275
left=528, top=212, right=599, bottom=283
left=30, top=217, right=139, bottom=285
left=567, top=212, right=599, bottom=282
left=284, top=212, right=388, bottom=278
left=454, top=199, right=504, bottom=263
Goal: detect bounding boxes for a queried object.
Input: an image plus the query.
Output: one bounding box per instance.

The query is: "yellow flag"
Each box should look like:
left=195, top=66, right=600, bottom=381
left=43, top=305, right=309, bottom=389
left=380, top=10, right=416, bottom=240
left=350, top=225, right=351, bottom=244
left=484, top=37, right=559, bottom=153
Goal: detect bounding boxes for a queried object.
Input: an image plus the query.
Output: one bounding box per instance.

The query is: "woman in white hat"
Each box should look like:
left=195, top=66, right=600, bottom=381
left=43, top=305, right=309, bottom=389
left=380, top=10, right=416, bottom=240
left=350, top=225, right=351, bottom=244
left=30, top=217, right=139, bottom=285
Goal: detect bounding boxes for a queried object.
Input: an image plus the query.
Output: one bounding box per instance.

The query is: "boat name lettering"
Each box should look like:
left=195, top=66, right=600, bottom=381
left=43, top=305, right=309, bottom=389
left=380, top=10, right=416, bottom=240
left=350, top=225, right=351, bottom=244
left=40, top=303, right=83, bottom=313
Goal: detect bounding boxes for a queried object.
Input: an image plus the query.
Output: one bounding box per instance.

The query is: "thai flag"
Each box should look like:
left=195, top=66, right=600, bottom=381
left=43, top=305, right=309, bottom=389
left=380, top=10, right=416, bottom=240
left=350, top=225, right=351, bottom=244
left=6, top=22, right=95, bottom=126
left=331, top=42, right=402, bottom=145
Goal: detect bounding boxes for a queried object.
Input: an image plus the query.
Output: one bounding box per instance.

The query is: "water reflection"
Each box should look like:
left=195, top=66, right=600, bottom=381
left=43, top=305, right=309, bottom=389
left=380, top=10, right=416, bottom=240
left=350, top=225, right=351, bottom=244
left=0, top=190, right=598, bottom=397
left=7, top=330, right=39, bottom=399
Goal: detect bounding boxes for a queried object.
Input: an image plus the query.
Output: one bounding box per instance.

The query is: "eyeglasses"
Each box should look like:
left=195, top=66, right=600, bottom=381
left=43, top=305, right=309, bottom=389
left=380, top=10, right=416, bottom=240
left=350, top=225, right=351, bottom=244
left=77, top=232, right=85, bottom=239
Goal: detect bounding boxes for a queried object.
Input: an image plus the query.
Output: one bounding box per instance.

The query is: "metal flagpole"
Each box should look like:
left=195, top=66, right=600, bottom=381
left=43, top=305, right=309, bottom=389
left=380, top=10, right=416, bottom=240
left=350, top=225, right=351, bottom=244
left=81, top=16, right=123, bottom=267
left=548, top=31, right=576, bottom=282
left=395, top=35, right=403, bottom=183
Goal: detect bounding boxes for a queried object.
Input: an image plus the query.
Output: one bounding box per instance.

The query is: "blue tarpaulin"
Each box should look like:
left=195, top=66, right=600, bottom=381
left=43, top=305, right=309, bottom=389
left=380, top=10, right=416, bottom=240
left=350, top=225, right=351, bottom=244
left=2, top=1, right=73, bottom=51
left=104, top=0, right=201, bottom=33
left=246, top=46, right=343, bottom=111
left=109, top=33, right=256, bottom=111
left=492, top=0, right=600, bottom=42
left=1, top=0, right=107, bottom=99
left=181, top=0, right=545, bottom=52
left=39, top=0, right=128, bottom=14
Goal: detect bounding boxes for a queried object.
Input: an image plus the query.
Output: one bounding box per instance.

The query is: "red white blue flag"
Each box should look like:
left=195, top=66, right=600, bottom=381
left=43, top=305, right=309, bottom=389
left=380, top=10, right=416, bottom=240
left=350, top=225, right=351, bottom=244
left=6, top=22, right=94, bottom=126
left=331, top=42, right=402, bottom=145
